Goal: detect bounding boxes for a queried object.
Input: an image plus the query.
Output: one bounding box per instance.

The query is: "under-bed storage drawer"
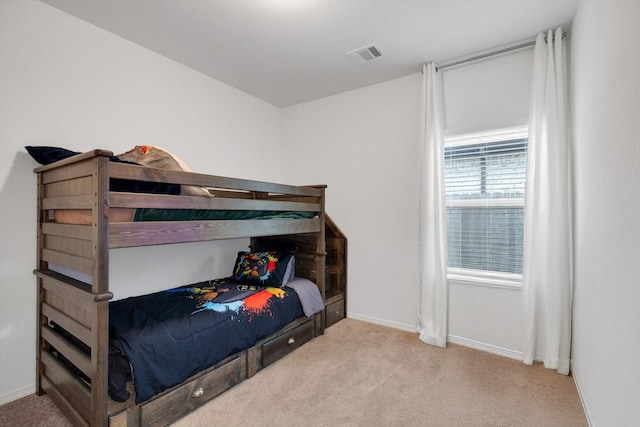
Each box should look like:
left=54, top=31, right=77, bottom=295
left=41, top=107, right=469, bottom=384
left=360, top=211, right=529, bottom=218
left=262, top=318, right=314, bottom=367
left=139, top=353, right=246, bottom=426
left=325, top=297, right=345, bottom=328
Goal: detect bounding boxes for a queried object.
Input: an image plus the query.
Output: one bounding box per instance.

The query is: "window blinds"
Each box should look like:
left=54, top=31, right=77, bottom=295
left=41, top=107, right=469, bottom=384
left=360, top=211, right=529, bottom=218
left=444, top=138, right=527, bottom=274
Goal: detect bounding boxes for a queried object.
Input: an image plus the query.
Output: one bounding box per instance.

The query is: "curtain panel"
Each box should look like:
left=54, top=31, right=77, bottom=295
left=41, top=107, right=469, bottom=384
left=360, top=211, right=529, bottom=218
left=418, top=63, right=448, bottom=347
left=522, top=28, right=573, bottom=375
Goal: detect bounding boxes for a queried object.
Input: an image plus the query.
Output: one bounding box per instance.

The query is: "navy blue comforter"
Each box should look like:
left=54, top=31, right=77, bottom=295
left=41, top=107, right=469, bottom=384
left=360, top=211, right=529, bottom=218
left=109, top=278, right=303, bottom=403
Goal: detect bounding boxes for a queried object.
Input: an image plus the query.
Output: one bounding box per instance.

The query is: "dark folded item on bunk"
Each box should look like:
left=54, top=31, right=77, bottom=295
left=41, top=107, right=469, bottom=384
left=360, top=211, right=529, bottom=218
left=132, top=209, right=316, bottom=222
left=109, top=278, right=304, bottom=403
left=25, top=146, right=180, bottom=195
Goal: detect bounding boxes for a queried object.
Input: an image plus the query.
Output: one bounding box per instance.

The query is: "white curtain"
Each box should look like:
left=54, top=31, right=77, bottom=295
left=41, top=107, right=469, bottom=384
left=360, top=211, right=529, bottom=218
left=418, top=63, right=448, bottom=347
left=522, top=28, right=573, bottom=374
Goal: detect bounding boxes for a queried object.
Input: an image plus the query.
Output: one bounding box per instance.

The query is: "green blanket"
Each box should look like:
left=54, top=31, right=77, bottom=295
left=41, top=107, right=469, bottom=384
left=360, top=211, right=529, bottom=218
left=133, top=209, right=316, bottom=222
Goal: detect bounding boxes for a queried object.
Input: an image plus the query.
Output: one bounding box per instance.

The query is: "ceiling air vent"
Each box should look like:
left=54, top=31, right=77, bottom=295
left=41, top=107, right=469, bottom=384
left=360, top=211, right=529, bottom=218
left=346, top=44, right=383, bottom=64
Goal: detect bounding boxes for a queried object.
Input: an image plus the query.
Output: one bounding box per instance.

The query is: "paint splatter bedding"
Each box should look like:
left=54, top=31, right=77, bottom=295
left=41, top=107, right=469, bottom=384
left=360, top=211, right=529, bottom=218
left=108, top=278, right=305, bottom=404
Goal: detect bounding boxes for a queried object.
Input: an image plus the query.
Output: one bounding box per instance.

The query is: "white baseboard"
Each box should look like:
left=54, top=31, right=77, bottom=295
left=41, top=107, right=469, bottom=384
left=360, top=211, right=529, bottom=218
left=346, top=312, right=417, bottom=333
left=570, top=361, right=593, bottom=427
left=0, top=384, right=35, bottom=406
left=345, top=315, right=543, bottom=366
left=346, top=315, right=527, bottom=362
left=447, top=334, right=524, bottom=361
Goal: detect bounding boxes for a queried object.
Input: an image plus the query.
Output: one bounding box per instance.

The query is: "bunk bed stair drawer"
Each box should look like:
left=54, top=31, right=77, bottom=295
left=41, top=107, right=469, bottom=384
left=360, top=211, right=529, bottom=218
left=138, top=354, right=246, bottom=426
left=325, top=298, right=345, bottom=328
left=261, top=318, right=315, bottom=367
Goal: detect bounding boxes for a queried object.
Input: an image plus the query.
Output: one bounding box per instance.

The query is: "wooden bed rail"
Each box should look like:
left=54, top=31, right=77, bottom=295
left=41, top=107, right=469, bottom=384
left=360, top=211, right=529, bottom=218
left=34, top=269, right=114, bottom=303
left=34, top=150, right=324, bottom=199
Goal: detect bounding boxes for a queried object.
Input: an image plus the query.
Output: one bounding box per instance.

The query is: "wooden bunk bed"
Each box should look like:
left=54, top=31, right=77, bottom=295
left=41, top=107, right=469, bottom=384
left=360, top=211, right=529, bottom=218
left=32, top=149, right=346, bottom=426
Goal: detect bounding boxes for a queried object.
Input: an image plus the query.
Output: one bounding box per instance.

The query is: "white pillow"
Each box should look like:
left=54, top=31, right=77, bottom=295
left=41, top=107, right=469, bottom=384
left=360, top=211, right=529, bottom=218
left=117, top=145, right=212, bottom=197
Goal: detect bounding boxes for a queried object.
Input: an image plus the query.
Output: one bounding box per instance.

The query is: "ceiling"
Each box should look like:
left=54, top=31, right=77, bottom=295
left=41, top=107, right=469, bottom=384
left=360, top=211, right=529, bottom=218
left=40, top=0, right=579, bottom=107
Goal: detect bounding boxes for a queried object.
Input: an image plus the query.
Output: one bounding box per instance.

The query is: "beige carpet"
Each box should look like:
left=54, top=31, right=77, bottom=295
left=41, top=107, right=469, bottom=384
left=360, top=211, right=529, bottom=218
left=1, top=319, right=587, bottom=427
left=0, top=392, right=70, bottom=427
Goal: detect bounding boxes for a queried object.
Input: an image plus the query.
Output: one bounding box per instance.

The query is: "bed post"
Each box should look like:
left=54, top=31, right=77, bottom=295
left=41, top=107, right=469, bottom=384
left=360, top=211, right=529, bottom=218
left=91, top=154, right=110, bottom=426
left=313, top=185, right=327, bottom=334
left=318, top=186, right=326, bottom=299
left=35, top=172, right=45, bottom=397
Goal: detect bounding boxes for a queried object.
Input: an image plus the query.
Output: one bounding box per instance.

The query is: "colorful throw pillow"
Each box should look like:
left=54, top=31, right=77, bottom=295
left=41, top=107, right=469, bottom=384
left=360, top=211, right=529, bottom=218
left=116, top=145, right=212, bottom=197
left=232, top=251, right=295, bottom=288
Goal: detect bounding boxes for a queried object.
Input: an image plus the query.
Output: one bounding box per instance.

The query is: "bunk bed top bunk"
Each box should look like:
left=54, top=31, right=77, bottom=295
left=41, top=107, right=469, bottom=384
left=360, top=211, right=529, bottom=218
left=35, top=148, right=326, bottom=247
left=30, top=147, right=331, bottom=426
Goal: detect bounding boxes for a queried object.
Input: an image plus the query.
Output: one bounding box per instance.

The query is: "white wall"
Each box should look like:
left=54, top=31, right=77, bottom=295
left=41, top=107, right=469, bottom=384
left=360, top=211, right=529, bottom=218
left=570, top=1, right=640, bottom=425
left=0, top=0, right=283, bottom=404
left=282, top=74, right=422, bottom=331
left=442, top=50, right=532, bottom=135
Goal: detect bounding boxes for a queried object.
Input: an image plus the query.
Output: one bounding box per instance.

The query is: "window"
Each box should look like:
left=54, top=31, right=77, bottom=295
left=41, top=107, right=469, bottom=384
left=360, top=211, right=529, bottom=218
left=444, top=128, right=528, bottom=286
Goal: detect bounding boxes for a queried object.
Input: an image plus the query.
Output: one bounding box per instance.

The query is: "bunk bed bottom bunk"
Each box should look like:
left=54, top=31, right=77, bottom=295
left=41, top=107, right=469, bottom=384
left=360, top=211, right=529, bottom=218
left=109, top=314, right=323, bottom=426
left=39, top=269, right=325, bottom=427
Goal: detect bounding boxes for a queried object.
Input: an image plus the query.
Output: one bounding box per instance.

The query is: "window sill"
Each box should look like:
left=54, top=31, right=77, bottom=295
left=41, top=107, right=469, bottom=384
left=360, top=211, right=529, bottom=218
left=447, top=269, right=522, bottom=290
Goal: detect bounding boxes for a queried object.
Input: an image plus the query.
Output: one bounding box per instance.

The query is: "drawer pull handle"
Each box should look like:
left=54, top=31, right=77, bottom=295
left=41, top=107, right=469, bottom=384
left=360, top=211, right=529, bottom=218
left=334, top=310, right=340, bottom=315
left=288, top=337, right=295, bottom=345
left=192, top=388, right=204, bottom=398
